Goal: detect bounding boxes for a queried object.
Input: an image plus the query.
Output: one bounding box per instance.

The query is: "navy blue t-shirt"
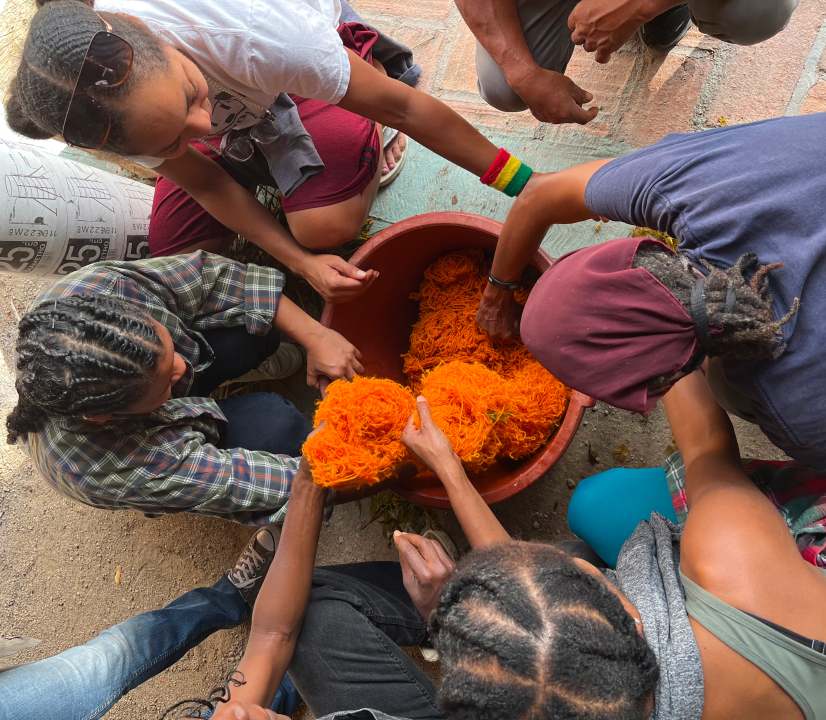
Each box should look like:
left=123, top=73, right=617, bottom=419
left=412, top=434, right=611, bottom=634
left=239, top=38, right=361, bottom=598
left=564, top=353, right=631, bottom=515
left=585, top=113, right=826, bottom=470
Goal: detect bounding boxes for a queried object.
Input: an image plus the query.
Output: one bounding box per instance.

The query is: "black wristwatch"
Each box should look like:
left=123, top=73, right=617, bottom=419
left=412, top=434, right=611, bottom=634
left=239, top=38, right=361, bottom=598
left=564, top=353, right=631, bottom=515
left=487, top=272, right=521, bottom=292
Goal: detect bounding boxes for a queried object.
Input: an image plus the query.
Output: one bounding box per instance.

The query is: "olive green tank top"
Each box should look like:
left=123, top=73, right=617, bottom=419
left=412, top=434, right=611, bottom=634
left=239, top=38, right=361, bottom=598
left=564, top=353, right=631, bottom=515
left=680, top=570, right=826, bottom=720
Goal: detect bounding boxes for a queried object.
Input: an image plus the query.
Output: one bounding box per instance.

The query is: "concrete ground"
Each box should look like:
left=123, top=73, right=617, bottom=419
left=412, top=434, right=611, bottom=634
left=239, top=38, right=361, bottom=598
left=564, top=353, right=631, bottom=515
left=0, top=1, right=818, bottom=717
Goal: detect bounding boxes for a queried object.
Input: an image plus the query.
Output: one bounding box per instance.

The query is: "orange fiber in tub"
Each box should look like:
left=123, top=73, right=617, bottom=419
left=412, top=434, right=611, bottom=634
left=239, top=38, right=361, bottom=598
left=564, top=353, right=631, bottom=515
left=303, top=250, right=571, bottom=489
left=405, top=250, right=571, bottom=469
left=419, top=361, right=508, bottom=473
left=496, top=363, right=571, bottom=459
left=303, top=376, right=415, bottom=489
left=403, top=251, right=538, bottom=387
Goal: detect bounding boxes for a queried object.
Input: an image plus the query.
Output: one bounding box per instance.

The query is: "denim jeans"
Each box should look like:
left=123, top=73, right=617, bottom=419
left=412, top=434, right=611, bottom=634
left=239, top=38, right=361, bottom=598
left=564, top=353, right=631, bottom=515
left=290, top=563, right=447, bottom=720
left=0, top=576, right=250, bottom=720
left=198, top=326, right=311, bottom=458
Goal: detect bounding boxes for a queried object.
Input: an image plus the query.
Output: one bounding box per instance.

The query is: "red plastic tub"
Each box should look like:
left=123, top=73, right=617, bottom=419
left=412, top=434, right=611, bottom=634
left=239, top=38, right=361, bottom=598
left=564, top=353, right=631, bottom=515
left=321, top=212, right=594, bottom=508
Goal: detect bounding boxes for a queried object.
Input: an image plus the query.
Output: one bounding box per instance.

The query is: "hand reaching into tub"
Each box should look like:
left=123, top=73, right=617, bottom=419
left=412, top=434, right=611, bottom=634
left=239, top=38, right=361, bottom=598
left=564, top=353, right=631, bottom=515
left=402, top=396, right=463, bottom=479
left=303, top=326, right=364, bottom=390
left=402, top=397, right=512, bottom=549
left=476, top=283, right=522, bottom=342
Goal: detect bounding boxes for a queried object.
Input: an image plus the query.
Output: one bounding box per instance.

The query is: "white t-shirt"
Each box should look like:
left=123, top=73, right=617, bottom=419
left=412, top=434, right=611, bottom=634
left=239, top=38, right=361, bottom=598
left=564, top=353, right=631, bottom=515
left=96, top=0, right=350, bottom=167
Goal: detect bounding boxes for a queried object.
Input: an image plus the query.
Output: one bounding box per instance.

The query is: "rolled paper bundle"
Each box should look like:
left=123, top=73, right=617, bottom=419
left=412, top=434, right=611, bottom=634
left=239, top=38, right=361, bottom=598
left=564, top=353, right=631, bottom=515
left=303, top=376, right=415, bottom=489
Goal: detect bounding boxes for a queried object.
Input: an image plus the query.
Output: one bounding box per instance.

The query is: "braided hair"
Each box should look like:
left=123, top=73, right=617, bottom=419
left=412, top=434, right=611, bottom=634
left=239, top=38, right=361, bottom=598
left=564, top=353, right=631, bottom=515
left=432, top=542, right=659, bottom=720
left=7, top=292, right=163, bottom=443
left=5, top=0, right=170, bottom=153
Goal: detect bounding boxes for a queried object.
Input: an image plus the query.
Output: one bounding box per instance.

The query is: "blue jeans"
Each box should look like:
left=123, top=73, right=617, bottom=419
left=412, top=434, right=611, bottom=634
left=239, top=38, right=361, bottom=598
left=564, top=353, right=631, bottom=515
left=0, top=576, right=298, bottom=720
left=198, top=326, right=311, bottom=458
left=567, top=467, right=679, bottom=568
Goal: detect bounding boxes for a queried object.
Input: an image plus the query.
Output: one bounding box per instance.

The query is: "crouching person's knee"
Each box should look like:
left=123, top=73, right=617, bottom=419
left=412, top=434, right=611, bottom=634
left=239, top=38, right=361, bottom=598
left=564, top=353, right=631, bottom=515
left=690, top=0, right=799, bottom=45
left=475, top=42, right=530, bottom=113
left=289, top=211, right=365, bottom=251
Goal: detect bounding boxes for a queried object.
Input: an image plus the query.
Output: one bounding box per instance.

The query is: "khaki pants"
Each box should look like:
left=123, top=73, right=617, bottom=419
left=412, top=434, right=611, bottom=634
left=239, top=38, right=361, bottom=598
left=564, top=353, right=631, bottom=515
left=476, top=0, right=801, bottom=112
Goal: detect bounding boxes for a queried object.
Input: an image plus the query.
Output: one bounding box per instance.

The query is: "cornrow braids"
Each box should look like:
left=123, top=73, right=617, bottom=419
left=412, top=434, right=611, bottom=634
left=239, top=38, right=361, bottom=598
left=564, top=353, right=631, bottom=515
left=432, top=542, right=659, bottom=720
left=7, top=292, right=163, bottom=444
left=633, top=246, right=799, bottom=388
left=5, top=0, right=170, bottom=154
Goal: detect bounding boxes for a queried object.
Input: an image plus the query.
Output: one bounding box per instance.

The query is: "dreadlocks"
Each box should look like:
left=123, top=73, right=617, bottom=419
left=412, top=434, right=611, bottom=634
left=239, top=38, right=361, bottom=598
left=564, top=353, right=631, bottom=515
left=634, top=246, right=799, bottom=360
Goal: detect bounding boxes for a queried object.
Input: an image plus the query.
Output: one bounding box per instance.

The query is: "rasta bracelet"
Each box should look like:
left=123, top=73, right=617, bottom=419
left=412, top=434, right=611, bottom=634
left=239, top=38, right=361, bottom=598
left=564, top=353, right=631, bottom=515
left=480, top=148, right=534, bottom=197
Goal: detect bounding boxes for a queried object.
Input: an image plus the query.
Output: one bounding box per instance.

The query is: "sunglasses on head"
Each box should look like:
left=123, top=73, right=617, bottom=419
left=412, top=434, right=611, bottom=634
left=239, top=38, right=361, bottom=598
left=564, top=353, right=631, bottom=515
left=61, top=16, right=134, bottom=150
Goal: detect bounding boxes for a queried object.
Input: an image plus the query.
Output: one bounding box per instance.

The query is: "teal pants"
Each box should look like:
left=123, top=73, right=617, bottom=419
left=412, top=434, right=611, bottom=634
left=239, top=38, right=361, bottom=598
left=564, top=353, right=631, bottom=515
left=567, top=467, right=679, bottom=568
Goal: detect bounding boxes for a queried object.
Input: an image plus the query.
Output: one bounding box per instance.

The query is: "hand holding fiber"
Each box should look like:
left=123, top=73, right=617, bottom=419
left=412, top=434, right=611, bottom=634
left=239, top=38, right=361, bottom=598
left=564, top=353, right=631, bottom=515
left=401, top=396, right=462, bottom=478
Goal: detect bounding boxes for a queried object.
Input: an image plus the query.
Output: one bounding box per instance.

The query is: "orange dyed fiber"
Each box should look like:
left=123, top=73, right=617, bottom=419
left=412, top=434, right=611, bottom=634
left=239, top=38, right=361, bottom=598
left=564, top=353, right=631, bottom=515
left=304, top=250, right=571, bottom=489
left=403, top=250, right=534, bottom=387
left=406, top=250, right=571, bottom=469
left=303, top=376, right=415, bottom=489
left=420, top=362, right=507, bottom=473
left=496, top=363, right=570, bottom=460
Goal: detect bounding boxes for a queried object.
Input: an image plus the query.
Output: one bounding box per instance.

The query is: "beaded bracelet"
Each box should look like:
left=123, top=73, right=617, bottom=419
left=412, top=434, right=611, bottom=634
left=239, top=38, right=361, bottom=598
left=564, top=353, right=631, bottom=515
left=480, top=148, right=534, bottom=197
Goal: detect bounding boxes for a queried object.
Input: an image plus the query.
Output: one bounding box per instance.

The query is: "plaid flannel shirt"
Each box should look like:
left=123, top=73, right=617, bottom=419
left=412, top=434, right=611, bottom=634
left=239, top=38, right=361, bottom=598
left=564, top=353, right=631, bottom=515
left=666, top=452, right=826, bottom=569
left=21, top=252, right=333, bottom=525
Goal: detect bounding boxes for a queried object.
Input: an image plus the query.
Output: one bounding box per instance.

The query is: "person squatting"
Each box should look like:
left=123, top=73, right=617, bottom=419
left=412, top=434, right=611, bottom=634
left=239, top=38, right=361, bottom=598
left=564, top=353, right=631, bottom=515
left=1, top=0, right=825, bottom=719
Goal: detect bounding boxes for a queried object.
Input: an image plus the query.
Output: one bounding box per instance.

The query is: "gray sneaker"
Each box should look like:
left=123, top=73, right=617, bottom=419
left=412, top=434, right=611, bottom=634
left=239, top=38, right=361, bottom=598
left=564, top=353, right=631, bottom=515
left=227, top=524, right=281, bottom=606
left=223, top=343, right=304, bottom=386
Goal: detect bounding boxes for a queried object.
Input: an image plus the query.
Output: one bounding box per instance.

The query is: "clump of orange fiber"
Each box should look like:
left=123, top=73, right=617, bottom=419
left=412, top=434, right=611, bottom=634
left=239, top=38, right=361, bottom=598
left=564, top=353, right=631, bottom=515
left=420, top=361, right=508, bottom=473
left=406, top=250, right=570, bottom=471
left=303, top=376, right=415, bottom=489
left=496, top=363, right=569, bottom=459
left=304, top=250, right=571, bottom=489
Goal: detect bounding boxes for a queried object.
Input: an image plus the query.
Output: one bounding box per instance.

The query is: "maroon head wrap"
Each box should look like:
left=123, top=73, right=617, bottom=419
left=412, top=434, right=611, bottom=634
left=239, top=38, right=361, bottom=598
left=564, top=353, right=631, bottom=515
left=521, top=238, right=697, bottom=413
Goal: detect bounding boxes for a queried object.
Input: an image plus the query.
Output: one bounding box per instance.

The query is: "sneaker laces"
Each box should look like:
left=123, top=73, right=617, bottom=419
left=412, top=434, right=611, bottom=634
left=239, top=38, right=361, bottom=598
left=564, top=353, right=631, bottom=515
left=229, top=546, right=266, bottom=590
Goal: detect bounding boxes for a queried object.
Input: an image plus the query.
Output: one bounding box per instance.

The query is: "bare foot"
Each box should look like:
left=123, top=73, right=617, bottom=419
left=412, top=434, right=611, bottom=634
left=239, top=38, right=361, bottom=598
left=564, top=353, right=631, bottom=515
left=383, top=133, right=407, bottom=176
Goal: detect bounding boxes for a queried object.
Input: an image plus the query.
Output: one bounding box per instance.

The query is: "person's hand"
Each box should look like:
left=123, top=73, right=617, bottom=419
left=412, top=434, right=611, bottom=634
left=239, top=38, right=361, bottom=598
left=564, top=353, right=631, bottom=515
left=303, top=327, right=364, bottom=390
left=511, top=67, right=599, bottom=125
left=210, top=699, right=289, bottom=720
left=394, top=531, right=456, bottom=620
left=401, top=396, right=462, bottom=478
left=475, top=283, right=522, bottom=342
left=568, top=0, right=655, bottom=64
left=299, top=254, right=378, bottom=304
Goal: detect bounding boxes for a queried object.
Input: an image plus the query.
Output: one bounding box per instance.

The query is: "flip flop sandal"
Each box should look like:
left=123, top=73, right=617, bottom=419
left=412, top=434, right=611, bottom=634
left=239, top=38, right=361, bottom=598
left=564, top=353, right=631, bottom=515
left=380, top=126, right=408, bottom=188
